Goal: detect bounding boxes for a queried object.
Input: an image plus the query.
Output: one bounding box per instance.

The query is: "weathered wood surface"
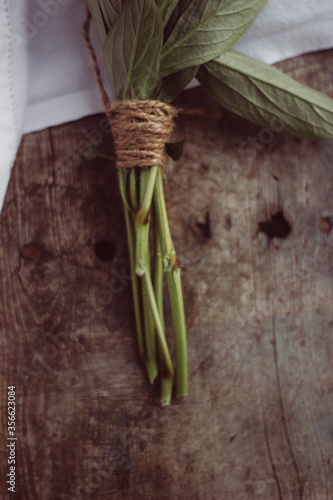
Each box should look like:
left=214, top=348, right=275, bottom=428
left=1, top=50, right=333, bottom=500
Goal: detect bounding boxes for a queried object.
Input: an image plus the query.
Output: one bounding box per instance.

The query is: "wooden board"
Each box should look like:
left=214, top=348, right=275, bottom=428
left=1, top=49, right=333, bottom=500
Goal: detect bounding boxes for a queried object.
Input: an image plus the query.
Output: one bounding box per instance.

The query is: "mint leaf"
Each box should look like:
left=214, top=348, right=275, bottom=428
left=104, top=0, right=163, bottom=101
left=157, top=66, right=199, bottom=103
left=85, top=1, right=122, bottom=45
left=198, top=50, right=333, bottom=139
left=85, top=1, right=108, bottom=45
left=155, top=0, right=178, bottom=26
left=160, top=0, right=267, bottom=77
left=99, top=0, right=122, bottom=29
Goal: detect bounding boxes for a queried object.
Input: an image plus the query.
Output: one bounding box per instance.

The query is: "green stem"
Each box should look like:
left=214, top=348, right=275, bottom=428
left=137, top=166, right=159, bottom=224
left=127, top=167, right=158, bottom=382
left=142, top=270, right=174, bottom=404
left=154, top=168, right=188, bottom=397
left=119, top=169, right=132, bottom=213
left=135, top=166, right=158, bottom=276
left=119, top=170, right=145, bottom=363
left=154, top=169, right=175, bottom=267
left=154, top=229, right=164, bottom=330
left=138, top=168, right=158, bottom=383
left=154, top=228, right=173, bottom=403
left=141, top=274, right=158, bottom=383
left=119, top=165, right=184, bottom=402
left=166, top=267, right=188, bottom=396
left=129, top=168, right=138, bottom=211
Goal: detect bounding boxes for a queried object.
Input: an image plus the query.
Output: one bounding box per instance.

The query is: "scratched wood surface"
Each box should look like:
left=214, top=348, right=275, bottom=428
left=1, top=49, right=333, bottom=500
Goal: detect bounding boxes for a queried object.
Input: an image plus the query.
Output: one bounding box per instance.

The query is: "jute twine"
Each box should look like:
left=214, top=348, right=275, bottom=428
left=106, top=100, right=177, bottom=169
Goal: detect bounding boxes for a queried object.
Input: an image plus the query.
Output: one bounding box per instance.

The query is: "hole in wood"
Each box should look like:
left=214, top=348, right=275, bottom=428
left=195, top=211, right=212, bottom=240
left=94, top=240, right=116, bottom=261
left=319, top=216, right=332, bottom=235
left=258, top=210, right=292, bottom=240
left=20, top=243, right=43, bottom=261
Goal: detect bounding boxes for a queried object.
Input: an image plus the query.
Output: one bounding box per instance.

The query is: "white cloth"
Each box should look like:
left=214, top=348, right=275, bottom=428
left=0, top=0, right=28, bottom=211
left=1, top=0, right=333, bottom=212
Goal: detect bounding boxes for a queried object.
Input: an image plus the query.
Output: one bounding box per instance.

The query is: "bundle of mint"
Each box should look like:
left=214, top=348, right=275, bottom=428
left=84, top=0, right=333, bottom=404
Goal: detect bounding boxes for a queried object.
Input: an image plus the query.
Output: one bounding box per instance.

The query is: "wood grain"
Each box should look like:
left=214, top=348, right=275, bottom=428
left=1, top=49, right=333, bottom=500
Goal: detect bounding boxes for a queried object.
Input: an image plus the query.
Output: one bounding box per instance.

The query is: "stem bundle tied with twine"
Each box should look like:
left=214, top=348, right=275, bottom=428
left=111, top=98, right=188, bottom=403
left=83, top=7, right=187, bottom=405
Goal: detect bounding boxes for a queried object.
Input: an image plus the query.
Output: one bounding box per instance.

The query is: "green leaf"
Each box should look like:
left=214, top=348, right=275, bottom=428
left=86, top=0, right=122, bottom=45
left=155, top=0, right=178, bottom=26
left=85, top=1, right=108, bottom=45
left=197, top=50, right=333, bottom=139
left=99, top=0, right=122, bottom=29
left=83, top=146, right=114, bottom=161
left=104, top=0, right=163, bottom=100
left=157, top=66, right=199, bottom=103
left=160, top=0, right=267, bottom=77
left=163, top=0, right=195, bottom=40
left=166, top=139, right=186, bottom=161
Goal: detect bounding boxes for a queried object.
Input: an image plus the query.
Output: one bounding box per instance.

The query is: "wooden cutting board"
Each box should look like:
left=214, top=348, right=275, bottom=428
left=1, top=49, right=333, bottom=500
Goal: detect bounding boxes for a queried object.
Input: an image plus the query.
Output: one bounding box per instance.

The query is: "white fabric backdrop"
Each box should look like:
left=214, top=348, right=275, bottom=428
left=0, top=0, right=28, bottom=212
left=1, top=0, right=333, bottom=212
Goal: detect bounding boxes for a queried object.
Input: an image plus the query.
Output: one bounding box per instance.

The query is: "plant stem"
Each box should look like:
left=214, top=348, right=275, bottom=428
left=135, top=166, right=158, bottom=276
left=120, top=165, right=185, bottom=402
left=154, top=169, right=174, bottom=267
left=154, top=228, right=164, bottom=329
left=137, top=168, right=158, bottom=383
left=142, top=269, right=174, bottom=403
left=136, top=166, right=159, bottom=224
left=154, top=227, right=174, bottom=403
left=166, top=267, right=188, bottom=396
left=141, top=273, right=158, bottom=383
left=119, top=170, right=145, bottom=363
left=129, top=168, right=138, bottom=211
left=136, top=166, right=174, bottom=402
left=154, top=169, right=188, bottom=396
left=119, top=169, right=132, bottom=213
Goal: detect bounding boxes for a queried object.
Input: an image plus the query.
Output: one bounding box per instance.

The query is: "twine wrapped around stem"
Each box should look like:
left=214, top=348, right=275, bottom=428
left=107, top=100, right=177, bottom=169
